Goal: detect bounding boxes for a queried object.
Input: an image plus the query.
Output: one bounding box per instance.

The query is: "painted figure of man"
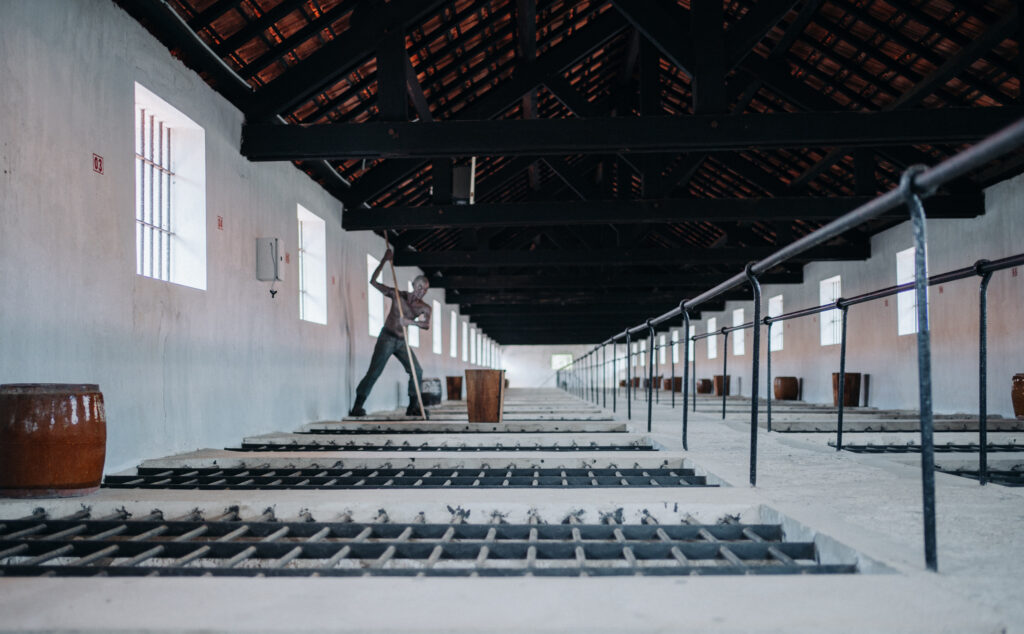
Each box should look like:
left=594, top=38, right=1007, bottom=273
left=350, top=248, right=432, bottom=417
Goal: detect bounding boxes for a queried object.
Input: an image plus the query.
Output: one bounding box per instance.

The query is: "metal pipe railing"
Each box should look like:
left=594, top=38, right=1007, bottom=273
left=553, top=117, right=1024, bottom=574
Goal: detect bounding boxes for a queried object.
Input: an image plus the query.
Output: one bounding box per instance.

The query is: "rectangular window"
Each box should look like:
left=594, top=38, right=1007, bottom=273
left=733, top=308, right=745, bottom=356
left=405, top=282, right=419, bottom=347
left=631, top=343, right=638, bottom=367
left=134, top=83, right=206, bottom=289
left=432, top=300, right=442, bottom=354
left=820, top=275, right=842, bottom=346
left=671, top=330, right=679, bottom=363
left=896, top=247, right=920, bottom=336
left=707, top=318, right=718, bottom=359
left=552, top=353, right=573, bottom=370
left=367, top=255, right=384, bottom=336
left=639, top=340, right=646, bottom=368
left=689, top=326, right=696, bottom=359
left=659, top=334, right=667, bottom=364
left=471, top=328, right=478, bottom=364
left=297, top=205, right=326, bottom=325
left=768, top=295, right=784, bottom=352
left=450, top=310, right=458, bottom=357
left=462, top=322, right=469, bottom=362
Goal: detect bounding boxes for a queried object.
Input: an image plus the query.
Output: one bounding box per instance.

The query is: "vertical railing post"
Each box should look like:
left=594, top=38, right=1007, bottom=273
left=745, top=264, right=762, bottom=487
left=692, top=332, right=697, bottom=414
left=721, top=329, right=729, bottom=419
left=612, top=340, right=617, bottom=413
left=681, top=303, right=691, bottom=450
left=902, top=165, right=938, bottom=573
left=626, top=330, right=632, bottom=420
left=602, top=344, right=607, bottom=409
left=765, top=318, right=773, bottom=432
left=671, top=335, right=676, bottom=409
left=976, top=260, right=993, bottom=486
left=836, top=302, right=849, bottom=452
left=647, top=320, right=655, bottom=433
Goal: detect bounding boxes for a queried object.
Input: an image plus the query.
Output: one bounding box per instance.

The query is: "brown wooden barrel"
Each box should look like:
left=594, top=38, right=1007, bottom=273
left=713, top=375, right=730, bottom=396
left=774, top=376, right=799, bottom=400
left=696, top=379, right=713, bottom=394
left=0, top=384, right=106, bottom=498
left=832, top=372, right=862, bottom=407
left=446, top=376, right=463, bottom=400
left=465, top=370, right=505, bottom=423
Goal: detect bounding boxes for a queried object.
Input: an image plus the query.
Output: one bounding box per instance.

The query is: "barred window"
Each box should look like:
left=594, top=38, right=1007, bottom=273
left=134, top=83, right=205, bottom=290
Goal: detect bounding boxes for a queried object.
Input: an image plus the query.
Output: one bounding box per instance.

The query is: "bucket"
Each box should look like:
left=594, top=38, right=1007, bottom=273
left=465, top=370, right=505, bottom=423
left=774, top=377, right=799, bottom=400
left=446, top=376, right=463, bottom=400
left=0, top=384, right=106, bottom=498
left=420, top=378, right=442, bottom=407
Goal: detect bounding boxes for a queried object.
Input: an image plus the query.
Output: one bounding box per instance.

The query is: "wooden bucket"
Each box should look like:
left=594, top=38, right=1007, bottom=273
left=832, top=372, right=862, bottom=407
left=0, top=384, right=106, bottom=498
left=465, top=370, right=505, bottom=423
left=713, top=375, right=730, bottom=396
left=446, top=376, right=463, bottom=400
left=696, top=379, right=713, bottom=394
left=774, top=376, right=799, bottom=400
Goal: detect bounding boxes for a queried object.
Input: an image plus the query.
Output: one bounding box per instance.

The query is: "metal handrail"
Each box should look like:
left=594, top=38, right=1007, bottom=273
left=554, top=116, right=1024, bottom=574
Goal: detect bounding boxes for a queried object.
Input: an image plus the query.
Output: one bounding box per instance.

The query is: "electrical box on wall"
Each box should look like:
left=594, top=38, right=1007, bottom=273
left=256, top=238, right=284, bottom=281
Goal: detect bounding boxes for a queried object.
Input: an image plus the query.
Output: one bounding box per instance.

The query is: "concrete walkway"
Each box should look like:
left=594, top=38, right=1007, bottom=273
left=0, top=388, right=1020, bottom=632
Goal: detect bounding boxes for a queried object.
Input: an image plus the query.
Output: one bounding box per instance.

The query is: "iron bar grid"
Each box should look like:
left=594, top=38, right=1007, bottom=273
left=0, top=514, right=854, bottom=578
left=234, top=443, right=656, bottom=452
left=103, top=467, right=710, bottom=489
left=935, top=468, right=1024, bottom=487
left=832, top=443, right=1024, bottom=454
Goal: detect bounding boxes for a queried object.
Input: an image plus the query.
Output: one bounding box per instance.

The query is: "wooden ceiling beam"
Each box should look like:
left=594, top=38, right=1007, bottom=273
left=244, top=108, right=1024, bottom=161
left=396, top=244, right=869, bottom=268
left=342, top=193, right=982, bottom=230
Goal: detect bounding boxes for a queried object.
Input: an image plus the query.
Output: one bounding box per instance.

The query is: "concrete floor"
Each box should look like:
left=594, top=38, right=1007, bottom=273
left=1, top=388, right=1022, bottom=632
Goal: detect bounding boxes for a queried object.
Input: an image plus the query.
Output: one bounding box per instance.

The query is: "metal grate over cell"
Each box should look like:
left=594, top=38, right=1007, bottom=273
left=0, top=508, right=855, bottom=577
left=234, top=443, right=657, bottom=452
left=831, top=442, right=1024, bottom=454
left=103, top=467, right=711, bottom=489
left=936, top=467, right=1024, bottom=486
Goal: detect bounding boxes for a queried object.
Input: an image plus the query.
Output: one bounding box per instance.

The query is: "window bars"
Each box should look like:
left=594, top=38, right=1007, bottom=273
left=135, top=106, right=174, bottom=281
left=0, top=508, right=853, bottom=577
left=555, top=117, right=1024, bottom=572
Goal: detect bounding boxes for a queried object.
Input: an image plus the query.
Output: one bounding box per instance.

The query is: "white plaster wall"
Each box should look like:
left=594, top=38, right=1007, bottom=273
left=0, top=0, right=491, bottom=473
left=651, top=174, right=1024, bottom=416
left=503, top=345, right=597, bottom=388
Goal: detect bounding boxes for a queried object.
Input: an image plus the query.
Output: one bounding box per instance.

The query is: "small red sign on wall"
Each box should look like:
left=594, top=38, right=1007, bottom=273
left=92, top=154, right=103, bottom=174
left=285, top=252, right=290, bottom=264
left=217, top=215, right=224, bottom=230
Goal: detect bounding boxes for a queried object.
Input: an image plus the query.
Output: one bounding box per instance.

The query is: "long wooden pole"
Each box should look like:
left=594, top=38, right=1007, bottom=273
left=385, top=236, right=427, bottom=420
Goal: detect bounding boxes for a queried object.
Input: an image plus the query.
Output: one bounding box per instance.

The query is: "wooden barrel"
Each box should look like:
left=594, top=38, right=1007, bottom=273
left=466, top=370, right=505, bottom=423
left=696, top=379, right=713, bottom=394
left=446, top=376, right=463, bottom=400
left=0, top=384, right=106, bottom=498
left=832, top=372, right=862, bottom=407
left=774, top=376, right=799, bottom=400
left=664, top=377, right=683, bottom=392
left=421, top=378, right=442, bottom=407
left=713, top=375, right=730, bottom=396
left=1013, top=374, right=1024, bottom=420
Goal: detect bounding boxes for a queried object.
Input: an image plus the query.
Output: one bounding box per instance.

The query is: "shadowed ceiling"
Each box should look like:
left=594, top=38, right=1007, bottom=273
left=118, top=0, right=1022, bottom=344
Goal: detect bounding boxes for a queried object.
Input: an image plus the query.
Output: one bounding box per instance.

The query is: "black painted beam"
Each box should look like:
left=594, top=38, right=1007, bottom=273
left=690, top=0, right=726, bottom=113
left=343, top=193, right=982, bottom=230
left=611, top=0, right=693, bottom=75
left=243, top=108, right=1024, bottom=161
left=462, top=303, right=725, bottom=317
left=431, top=271, right=803, bottom=289
left=397, top=244, right=869, bottom=268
